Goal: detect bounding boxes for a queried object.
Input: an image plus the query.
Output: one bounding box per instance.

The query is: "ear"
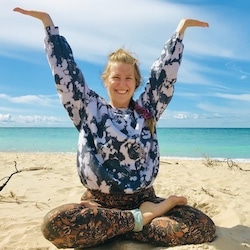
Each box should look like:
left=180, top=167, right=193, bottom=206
left=104, top=81, right=108, bottom=87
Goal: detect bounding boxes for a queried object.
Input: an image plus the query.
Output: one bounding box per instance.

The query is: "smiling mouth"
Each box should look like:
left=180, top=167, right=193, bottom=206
left=116, top=90, right=128, bottom=94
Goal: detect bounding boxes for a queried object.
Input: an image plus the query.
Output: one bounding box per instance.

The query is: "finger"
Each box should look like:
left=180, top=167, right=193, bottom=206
left=13, top=7, right=21, bottom=11
left=199, top=21, right=209, bottom=28
left=187, top=19, right=209, bottom=28
left=13, top=7, right=26, bottom=14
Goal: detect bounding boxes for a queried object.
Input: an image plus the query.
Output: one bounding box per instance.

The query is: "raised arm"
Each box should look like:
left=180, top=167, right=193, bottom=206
left=13, top=7, right=54, bottom=27
left=14, top=7, right=88, bottom=130
left=140, top=18, right=209, bottom=121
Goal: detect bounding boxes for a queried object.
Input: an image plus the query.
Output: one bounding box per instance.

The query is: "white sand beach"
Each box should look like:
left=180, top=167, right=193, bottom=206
left=0, top=152, right=250, bottom=250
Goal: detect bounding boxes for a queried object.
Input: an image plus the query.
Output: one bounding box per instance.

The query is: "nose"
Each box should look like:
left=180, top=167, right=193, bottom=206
left=117, top=78, right=127, bottom=86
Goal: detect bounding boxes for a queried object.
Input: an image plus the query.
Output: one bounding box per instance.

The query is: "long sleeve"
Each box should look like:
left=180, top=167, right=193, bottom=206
left=43, top=27, right=183, bottom=194
left=138, top=32, right=184, bottom=122
left=44, top=26, right=93, bottom=131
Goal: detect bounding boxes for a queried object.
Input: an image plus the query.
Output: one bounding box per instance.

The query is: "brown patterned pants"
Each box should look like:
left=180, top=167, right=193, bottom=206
left=41, top=187, right=216, bottom=248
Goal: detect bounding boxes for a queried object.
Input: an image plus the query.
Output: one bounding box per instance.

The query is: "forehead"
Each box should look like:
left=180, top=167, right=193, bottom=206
left=109, top=62, right=135, bottom=75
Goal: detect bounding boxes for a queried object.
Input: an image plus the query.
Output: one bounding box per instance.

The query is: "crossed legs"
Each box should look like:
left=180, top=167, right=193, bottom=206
left=41, top=195, right=215, bottom=248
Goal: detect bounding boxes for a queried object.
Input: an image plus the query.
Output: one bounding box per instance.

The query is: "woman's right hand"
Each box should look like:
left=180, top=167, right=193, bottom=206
left=13, top=7, right=54, bottom=27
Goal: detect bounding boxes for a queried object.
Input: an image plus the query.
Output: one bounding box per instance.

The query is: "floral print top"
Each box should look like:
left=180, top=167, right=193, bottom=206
left=44, top=26, right=184, bottom=194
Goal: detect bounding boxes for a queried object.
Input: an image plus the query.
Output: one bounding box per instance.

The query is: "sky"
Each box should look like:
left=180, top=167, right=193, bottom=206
left=0, top=0, right=249, bottom=128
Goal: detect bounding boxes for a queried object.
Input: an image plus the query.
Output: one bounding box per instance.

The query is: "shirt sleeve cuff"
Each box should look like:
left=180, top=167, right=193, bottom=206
left=175, top=32, right=184, bottom=40
left=45, top=26, right=59, bottom=36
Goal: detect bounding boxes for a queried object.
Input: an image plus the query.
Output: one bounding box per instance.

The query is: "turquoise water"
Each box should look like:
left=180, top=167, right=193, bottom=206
left=0, top=127, right=249, bottom=160
left=156, top=128, right=250, bottom=160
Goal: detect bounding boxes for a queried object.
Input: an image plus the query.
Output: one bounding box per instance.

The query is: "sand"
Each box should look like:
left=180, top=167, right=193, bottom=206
left=0, top=152, right=250, bottom=250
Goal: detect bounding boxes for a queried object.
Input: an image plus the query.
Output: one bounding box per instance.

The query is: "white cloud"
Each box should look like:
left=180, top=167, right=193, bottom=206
left=0, top=113, right=65, bottom=127
left=240, top=75, right=247, bottom=80
left=173, top=113, right=188, bottom=120
left=0, top=94, right=68, bottom=126
left=3, top=0, right=249, bottom=66
left=0, top=114, right=13, bottom=123
left=178, top=59, right=213, bottom=85
left=0, top=93, right=59, bottom=106
left=1, top=0, right=250, bottom=128
left=161, top=110, right=224, bottom=122
left=213, top=93, right=250, bottom=102
left=197, top=102, right=250, bottom=116
left=158, top=109, right=249, bottom=128
left=17, top=115, right=61, bottom=124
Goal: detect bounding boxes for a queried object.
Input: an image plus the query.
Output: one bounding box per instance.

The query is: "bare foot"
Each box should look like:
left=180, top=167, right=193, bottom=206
left=139, top=195, right=187, bottom=225
left=80, top=200, right=100, bottom=208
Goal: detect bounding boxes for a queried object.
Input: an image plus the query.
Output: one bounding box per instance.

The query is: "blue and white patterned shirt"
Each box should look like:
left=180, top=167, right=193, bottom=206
left=44, top=26, right=184, bottom=194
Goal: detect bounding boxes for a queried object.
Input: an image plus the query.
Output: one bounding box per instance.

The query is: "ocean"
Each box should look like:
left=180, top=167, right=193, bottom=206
left=0, top=127, right=249, bottom=161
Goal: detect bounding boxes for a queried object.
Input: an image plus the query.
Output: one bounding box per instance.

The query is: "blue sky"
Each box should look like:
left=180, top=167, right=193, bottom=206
left=0, top=0, right=249, bottom=128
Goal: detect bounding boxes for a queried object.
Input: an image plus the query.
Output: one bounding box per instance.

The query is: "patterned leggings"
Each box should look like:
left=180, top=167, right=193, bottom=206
left=41, top=187, right=216, bottom=249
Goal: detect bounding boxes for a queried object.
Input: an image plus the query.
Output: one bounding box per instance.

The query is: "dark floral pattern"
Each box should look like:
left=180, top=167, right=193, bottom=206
left=41, top=187, right=215, bottom=248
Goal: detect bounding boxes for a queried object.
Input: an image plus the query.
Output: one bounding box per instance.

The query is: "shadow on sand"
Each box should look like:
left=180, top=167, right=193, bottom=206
left=75, top=225, right=250, bottom=250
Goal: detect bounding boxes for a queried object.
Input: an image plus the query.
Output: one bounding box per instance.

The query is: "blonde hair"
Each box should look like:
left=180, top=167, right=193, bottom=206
left=102, top=48, right=155, bottom=134
left=101, top=48, right=141, bottom=88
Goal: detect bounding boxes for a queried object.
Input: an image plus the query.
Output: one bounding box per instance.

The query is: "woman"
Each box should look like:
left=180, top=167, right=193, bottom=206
left=14, top=7, right=215, bottom=249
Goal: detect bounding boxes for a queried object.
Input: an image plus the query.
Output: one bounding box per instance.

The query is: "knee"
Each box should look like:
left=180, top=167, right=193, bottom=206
left=40, top=203, right=91, bottom=248
left=40, top=204, right=79, bottom=249
left=40, top=212, right=53, bottom=241
left=203, top=216, right=216, bottom=242
left=40, top=211, right=64, bottom=248
left=184, top=206, right=216, bottom=244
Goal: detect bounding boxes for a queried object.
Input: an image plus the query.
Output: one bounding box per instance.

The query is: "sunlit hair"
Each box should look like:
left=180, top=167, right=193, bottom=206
left=101, top=48, right=141, bottom=88
left=102, top=48, right=155, bottom=134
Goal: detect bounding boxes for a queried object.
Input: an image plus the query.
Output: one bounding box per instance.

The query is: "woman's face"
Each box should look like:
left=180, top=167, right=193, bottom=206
left=104, top=62, right=137, bottom=108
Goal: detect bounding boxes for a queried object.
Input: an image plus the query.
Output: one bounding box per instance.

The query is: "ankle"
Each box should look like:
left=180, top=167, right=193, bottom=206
left=130, top=209, right=143, bottom=232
